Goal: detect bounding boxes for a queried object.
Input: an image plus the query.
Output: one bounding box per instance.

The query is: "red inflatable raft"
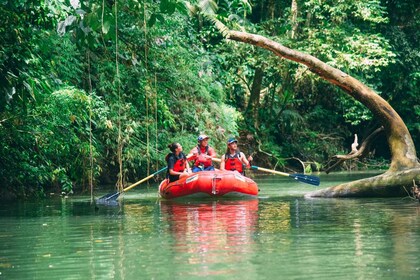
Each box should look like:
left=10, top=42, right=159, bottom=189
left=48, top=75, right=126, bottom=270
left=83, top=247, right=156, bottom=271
left=158, top=170, right=259, bottom=199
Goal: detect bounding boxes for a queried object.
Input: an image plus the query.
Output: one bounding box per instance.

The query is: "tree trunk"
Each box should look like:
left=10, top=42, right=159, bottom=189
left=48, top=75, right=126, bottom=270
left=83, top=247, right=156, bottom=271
left=268, top=0, right=275, bottom=20
left=246, top=67, right=264, bottom=130
left=218, top=26, right=420, bottom=197
left=290, top=0, right=298, bottom=39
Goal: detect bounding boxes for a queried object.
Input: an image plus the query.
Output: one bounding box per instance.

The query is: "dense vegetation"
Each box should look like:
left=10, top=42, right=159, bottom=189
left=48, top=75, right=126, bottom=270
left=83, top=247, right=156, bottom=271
left=0, top=0, right=418, bottom=198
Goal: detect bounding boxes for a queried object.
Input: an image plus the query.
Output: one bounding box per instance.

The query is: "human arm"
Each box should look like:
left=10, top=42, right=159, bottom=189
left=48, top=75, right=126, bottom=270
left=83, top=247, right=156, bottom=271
left=200, top=146, right=216, bottom=166
left=185, top=159, right=192, bottom=173
left=186, top=147, right=198, bottom=162
left=220, top=155, right=226, bottom=170
left=240, top=152, right=251, bottom=168
left=208, top=147, right=217, bottom=158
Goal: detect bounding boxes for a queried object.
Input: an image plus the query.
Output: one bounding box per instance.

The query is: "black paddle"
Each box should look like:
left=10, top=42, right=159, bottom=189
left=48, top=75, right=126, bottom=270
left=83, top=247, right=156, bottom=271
left=97, top=166, right=168, bottom=203
left=251, top=165, right=320, bottom=186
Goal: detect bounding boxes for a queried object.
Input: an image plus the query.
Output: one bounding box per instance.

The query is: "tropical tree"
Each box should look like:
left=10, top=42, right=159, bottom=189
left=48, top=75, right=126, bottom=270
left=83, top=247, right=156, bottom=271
left=200, top=0, right=420, bottom=197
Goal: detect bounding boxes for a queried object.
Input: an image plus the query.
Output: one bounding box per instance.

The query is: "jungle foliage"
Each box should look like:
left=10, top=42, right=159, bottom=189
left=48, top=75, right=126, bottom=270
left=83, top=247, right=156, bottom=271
left=0, top=0, right=418, bottom=198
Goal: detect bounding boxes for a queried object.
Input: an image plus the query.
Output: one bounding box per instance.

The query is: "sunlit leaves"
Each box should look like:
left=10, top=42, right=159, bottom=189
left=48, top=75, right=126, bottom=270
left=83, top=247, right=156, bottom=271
left=304, top=0, right=388, bottom=24
left=341, top=98, right=373, bottom=125
left=34, top=88, right=108, bottom=191
left=198, top=0, right=218, bottom=14
left=353, top=0, right=388, bottom=23
left=70, top=0, right=80, bottom=10
left=300, top=0, right=395, bottom=74
left=309, top=30, right=396, bottom=72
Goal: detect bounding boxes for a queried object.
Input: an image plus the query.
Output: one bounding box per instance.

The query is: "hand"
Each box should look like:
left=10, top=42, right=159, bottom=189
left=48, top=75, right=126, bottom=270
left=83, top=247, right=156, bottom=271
left=248, top=156, right=253, bottom=161
left=186, top=153, right=196, bottom=161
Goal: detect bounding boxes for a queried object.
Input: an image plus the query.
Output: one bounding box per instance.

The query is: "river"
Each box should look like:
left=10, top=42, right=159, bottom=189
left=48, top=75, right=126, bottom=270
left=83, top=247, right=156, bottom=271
left=1, top=171, right=419, bottom=279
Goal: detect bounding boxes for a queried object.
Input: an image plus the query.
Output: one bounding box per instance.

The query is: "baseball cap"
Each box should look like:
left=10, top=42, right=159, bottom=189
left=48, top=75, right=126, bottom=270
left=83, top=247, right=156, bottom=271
left=227, top=138, right=238, bottom=144
left=197, top=134, right=210, bottom=141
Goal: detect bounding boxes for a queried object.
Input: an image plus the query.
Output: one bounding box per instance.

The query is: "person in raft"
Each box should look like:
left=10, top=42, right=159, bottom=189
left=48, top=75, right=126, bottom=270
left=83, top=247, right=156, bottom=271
left=166, top=142, right=191, bottom=183
left=188, top=134, right=217, bottom=172
left=220, top=138, right=253, bottom=175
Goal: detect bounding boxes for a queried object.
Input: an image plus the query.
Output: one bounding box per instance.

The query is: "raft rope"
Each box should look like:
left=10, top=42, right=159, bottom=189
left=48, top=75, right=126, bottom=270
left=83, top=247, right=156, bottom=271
left=211, top=174, right=221, bottom=195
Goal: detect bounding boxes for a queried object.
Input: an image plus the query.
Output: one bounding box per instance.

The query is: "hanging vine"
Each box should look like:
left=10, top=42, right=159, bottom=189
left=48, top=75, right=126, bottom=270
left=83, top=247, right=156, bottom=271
left=87, top=50, right=94, bottom=203
left=154, top=72, right=158, bottom=170
left=144, top=0, right=151, bottom=177
left=114, top=0, right=124, bottom=192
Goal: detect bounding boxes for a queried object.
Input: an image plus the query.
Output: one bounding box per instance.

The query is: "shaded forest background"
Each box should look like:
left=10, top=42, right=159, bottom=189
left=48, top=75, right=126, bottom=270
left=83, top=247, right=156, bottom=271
left=0, top=0, right=418, bottom=198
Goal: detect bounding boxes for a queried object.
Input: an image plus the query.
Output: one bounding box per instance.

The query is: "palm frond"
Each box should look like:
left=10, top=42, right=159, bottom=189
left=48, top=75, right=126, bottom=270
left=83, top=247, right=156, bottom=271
left=199, top=0, right=218, bottom=14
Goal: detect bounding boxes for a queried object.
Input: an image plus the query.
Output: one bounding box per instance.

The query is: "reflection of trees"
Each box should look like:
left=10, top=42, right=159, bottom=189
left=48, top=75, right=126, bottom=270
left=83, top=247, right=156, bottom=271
left=122, top=204, right=156, bottom=233
left=160, top=200, right=259, bottom=277
left=258, top=202, right=291, bottom=234
left=295, top=199, right=420, bottom=278
left=390, top=207, right=419, bottom=279
left=3, top=198, right=419, bottom=278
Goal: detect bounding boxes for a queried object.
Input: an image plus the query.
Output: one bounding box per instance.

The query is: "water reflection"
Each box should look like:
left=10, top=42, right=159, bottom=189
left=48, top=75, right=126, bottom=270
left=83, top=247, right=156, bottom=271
left=1, top=176, right=420, bottom=279
left=159, top=199, right=259, bottom=277
left=258, top=201, right=291, bottom=233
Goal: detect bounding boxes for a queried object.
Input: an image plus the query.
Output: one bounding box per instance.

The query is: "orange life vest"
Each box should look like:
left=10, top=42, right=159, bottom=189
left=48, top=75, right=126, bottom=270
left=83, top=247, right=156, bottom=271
left=224, top=152, right=243, bottom=173
left=195, top=145, right=213, bottom=167
left=166, top=153, right=187, bottom=172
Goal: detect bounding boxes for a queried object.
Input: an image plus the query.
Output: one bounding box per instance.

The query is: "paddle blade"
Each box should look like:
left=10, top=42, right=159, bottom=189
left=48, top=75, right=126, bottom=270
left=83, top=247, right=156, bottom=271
left=289, top=174, right=320, bottom=186
left=97, top=191, right=121, bottom=204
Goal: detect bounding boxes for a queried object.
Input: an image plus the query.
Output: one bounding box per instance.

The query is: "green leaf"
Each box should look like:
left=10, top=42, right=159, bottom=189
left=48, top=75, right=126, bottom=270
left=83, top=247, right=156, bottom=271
left=148, top=13, right=157, bottom=27
left=102, top=20, right=111, bottom=34
left=160, top=0, right=176, bottom=14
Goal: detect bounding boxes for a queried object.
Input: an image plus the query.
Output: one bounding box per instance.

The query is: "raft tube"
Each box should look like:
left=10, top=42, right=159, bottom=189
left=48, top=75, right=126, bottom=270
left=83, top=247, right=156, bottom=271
left=159, top=170, right=258, bottom=199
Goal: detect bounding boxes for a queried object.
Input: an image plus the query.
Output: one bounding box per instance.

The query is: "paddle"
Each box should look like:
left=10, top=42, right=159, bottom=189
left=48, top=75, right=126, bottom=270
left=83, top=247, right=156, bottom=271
left=251, top=165, right=320, bottom=186
left=212, top=158, right=319, bottom=186
left=97, top=166, right=168, bottom=202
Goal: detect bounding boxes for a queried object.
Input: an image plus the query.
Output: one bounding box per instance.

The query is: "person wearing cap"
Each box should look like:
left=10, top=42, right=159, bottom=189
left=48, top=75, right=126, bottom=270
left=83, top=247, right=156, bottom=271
left=188, top=134, right=217, bottom=172
left=166, top=142, right=191, bottom=182
left=220, top=138, right=253, bottom=175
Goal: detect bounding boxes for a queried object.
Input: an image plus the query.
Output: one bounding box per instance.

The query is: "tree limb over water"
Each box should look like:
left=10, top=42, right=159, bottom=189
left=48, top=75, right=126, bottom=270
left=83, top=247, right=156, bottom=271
left=215, top=22, right=420, bottom=198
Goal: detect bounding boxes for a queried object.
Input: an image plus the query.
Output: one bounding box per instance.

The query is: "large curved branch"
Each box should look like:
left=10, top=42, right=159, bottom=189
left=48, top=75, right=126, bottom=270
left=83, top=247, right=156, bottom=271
left=306, top=169, right=420, bottom=198
left=216, top=24, right=418, bottom=172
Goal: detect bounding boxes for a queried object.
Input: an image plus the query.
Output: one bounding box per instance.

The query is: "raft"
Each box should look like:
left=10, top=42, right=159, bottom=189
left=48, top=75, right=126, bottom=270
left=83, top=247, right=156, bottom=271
left=158, top=170, right=259, bottom=199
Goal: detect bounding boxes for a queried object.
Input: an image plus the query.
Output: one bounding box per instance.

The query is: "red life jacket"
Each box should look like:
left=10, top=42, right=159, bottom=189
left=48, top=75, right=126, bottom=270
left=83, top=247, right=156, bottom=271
left=166, top=153, right=187, bottom=172
left=224, top=152, right=243, bottom=173
left=173, top=158, right=186, bottom=172
left=195, top=145, right=212, bottom=167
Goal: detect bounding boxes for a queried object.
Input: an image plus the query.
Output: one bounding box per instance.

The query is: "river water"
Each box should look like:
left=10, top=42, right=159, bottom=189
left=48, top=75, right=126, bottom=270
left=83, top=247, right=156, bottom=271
left=1, top=172, right=419, bottom=279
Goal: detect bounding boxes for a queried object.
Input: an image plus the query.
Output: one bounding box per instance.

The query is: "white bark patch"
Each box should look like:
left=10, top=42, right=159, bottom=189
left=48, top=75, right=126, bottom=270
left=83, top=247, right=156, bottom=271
left=404, top=134, right=417, bottom=161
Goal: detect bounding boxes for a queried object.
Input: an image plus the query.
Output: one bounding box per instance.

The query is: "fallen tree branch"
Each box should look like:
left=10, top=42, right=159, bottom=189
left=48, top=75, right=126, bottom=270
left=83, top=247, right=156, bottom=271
left=324, top=127, right=384, bottom=174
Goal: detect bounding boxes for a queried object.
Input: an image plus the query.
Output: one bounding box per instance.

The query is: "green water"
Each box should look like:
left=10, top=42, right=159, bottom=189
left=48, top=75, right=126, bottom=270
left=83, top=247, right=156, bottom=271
left=1, top=172, right=420, bottom=279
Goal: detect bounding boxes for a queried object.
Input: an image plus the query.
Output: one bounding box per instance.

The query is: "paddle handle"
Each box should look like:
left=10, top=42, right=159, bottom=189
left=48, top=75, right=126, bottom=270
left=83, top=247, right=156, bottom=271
left=251, top=166, right=290, bottom=177
left=123, top=167, right=168, bottom=192
left=214, top=159, right=289, bottom=176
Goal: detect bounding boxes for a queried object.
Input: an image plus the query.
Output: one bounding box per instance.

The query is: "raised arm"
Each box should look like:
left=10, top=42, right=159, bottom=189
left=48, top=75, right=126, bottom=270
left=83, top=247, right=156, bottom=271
left=220, top=155, right=226, bottom=170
